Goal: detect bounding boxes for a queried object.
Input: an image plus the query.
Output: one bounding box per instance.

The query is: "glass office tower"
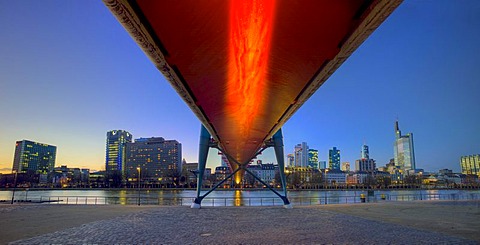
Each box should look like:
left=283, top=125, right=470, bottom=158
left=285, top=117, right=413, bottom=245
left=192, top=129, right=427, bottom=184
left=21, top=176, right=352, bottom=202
left=12, top=140, right=56, bottom=174
left=105, top=130, right=132, bottom=175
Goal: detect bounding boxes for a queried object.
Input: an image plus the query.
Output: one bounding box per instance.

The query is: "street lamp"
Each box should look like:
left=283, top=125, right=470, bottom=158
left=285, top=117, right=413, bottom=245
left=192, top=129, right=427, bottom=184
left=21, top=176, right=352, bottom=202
left=324, top=169, right=329, bottom=204
left=324, top=169, right=329, bottom=189
left=137, top=167, right=141, bottom=206
left=11, top=170, right=18, bottom=204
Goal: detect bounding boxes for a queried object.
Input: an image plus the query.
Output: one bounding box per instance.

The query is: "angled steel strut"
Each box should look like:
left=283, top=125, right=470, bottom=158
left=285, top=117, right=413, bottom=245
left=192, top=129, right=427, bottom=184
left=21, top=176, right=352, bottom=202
left=191, top=125, right=291, bottom=208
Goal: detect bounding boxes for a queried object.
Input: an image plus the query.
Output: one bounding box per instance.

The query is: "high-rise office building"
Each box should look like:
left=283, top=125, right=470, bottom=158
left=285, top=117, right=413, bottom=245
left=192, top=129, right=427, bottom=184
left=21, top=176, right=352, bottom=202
left=105, top=130, right=132, bottom=175
left=460, top=155, right=480, bottom=175
left=294, top=142, right=309, bottom=167
left=318, top=161, right=327, bottom=169
left=308, top=149, right=319, bottom=169
left=393, top=121, right=416, bottom=171
left=361, top=144, right=369, bottom=159
left=287, top=154, right=295, bottom=167
left=329, top=147, right=340, bottom=170
left=356, top=143, right=376, bottom=172
left=220, top=152, right=231, bottom=168
left=341, top=162, right=351, bottom=172
left=12, top=140, right=56, bottom=174
left=355, top=159, right=376, bottom=172
left=125, top=137, right=182, bottom=182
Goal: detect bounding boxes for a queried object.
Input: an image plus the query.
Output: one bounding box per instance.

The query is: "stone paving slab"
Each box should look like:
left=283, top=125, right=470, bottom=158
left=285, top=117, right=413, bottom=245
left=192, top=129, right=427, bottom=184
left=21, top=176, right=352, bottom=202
left=319, top=200, right=480, bottom=242
left=0, top=204, right=151, bottom=244
left=7, top=203, right=478, bottom=244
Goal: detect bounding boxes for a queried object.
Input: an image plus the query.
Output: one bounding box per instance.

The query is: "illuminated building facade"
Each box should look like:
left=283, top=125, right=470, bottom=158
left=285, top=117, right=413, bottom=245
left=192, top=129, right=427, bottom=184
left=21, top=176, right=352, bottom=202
left=361, top=144, right=369, bottom=159
left=294, top=142, right=309, bottom=167
left=287, top=154, right=295, bottom=167
left=12, top=140, right=56, bottom=174
left=308, top=149, right=319, bottom=169
left=460, top=155, right=480, bottom=175
left=329, top=147, right=340, bottom=170
left=341, top=162, right=351, bottom=172
left=393, top=121, right=416, bottom=171
left=125, top=137, right=182, bottom=183
left=247, top=163, right=278, bottom=186
left=356, top=143, right=376, bottom=172
left=355, top=159, right=376, bottom=172
left=318, top=161, right=327, bottom=169
left=105, top=130, right=132, bottom=175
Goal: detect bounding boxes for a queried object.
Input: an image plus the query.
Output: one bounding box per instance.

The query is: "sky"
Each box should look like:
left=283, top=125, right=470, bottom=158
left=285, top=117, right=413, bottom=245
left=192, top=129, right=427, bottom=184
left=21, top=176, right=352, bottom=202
left=0, top=0, right=479, bottom=174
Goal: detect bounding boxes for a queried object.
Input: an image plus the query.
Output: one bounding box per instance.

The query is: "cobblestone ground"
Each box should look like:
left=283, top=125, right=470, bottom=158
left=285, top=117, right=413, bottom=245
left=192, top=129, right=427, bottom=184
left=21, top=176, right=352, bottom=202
left=10, top=206, right=476, bottom=244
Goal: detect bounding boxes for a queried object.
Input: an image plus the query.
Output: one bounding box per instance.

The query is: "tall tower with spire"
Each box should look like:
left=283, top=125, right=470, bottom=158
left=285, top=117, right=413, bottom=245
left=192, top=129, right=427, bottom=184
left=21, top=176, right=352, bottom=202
left=361, top=144, right=369, bottom=159
left=395, top=120, right=401, bottom=139
left=393, top=120, right=416, bottom=172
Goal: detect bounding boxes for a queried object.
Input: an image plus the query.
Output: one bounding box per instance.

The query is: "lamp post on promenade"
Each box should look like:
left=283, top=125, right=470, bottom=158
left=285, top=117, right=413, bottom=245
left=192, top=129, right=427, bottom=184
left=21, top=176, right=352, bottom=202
left=324, top=169, right=329, bottom=189
left=137, top=167, right=141, bottom=206
left=324, top=169, right=329, bottom=204
left=11, top=170, right=18, bottom=204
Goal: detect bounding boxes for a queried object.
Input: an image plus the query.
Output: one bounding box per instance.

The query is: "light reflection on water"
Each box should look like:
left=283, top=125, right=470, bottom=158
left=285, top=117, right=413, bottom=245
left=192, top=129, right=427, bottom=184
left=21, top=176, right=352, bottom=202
left=0, top=189, right=479, bottom=206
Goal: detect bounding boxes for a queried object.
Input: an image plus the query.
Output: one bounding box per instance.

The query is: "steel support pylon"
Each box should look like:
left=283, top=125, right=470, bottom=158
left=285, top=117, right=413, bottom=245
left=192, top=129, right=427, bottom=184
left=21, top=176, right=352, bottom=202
left=191, top=125, right=291, bottom=208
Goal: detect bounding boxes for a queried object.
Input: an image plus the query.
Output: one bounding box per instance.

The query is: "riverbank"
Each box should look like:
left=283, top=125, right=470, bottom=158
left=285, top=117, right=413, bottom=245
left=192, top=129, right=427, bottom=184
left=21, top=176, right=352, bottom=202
left=2, top=200, right=479, bottom=244
left=2, top=186, right=480, bottom=191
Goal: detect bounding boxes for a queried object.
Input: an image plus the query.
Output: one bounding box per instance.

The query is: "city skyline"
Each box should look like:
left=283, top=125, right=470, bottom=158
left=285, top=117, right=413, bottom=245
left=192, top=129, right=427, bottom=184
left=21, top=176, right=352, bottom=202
left=1, top=0, right=480, bottom=173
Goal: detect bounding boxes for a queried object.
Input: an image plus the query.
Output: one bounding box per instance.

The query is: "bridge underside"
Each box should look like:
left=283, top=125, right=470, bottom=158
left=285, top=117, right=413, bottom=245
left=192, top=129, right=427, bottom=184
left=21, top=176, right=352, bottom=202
left=104, top=0, right=401, bottom=207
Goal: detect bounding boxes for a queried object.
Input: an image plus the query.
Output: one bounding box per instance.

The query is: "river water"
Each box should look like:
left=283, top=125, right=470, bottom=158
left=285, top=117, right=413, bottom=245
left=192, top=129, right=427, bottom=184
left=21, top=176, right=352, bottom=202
left=1, top=189, right=479, bottom=206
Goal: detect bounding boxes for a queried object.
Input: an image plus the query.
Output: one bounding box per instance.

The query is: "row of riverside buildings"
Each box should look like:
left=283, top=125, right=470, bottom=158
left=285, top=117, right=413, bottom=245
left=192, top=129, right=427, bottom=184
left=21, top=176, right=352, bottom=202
left=286, top=121, right=417, bottom=173
left=279, top=120, right=480, bottom=188
left=105, top=130, right=182, bottom=187
left=1, top=121, right=479, bottom=188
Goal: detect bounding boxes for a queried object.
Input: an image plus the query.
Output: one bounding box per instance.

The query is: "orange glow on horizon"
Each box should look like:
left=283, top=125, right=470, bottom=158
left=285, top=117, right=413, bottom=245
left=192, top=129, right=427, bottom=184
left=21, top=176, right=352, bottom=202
left=227, top=0, right=276, bottom=150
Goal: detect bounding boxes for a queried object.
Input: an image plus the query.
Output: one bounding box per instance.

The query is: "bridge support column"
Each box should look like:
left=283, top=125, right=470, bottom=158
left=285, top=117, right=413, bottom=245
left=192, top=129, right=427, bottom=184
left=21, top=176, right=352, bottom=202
left=191, top=125, right=211, bottom=209
left=272, top=128, right=292, bottom=208
left=191, top=126, right=291, bottom=208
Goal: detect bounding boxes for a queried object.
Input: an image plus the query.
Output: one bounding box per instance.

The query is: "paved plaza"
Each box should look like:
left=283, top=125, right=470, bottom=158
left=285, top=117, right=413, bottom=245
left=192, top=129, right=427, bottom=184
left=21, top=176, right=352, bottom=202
left=1, top=200, right=479, bottom=244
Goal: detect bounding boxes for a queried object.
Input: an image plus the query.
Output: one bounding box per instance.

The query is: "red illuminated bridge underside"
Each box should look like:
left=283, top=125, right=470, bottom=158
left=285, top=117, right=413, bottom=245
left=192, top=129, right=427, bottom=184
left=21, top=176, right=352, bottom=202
left=105, top=0, right=400, bottom=165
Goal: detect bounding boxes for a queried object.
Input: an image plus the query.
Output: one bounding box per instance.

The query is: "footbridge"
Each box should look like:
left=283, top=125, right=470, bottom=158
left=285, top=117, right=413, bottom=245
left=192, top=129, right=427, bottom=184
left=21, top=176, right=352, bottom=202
left=104, top=0, right=402, bottom=208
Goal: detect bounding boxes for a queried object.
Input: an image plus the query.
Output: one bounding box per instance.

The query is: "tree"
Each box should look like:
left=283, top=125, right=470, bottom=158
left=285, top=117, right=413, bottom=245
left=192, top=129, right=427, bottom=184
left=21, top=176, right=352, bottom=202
left=376, top=175, right=391, bottom=188
left=244, top=172, right=256, bottom=187
left=404, top=175, right=419, bottom=187
left=105, top=170, right=123, bottom=188
left=364, top=175, right=377, bottom=188
left=166, top=168, right=181, bottom=188
left=309, top=171, right=323, bottom=189
left=290, top=172, right=301, bottom=189
left=274, top=171, right=282, bottom=187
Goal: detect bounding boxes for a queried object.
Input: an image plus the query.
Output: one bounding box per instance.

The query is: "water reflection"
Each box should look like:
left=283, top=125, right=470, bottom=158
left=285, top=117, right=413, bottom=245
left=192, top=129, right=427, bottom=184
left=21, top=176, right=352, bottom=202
left=118, top=189, right=127, bottom=205
left=234, top=190, right=242, bottom=206
left=0, top=189, right=479, bottom=206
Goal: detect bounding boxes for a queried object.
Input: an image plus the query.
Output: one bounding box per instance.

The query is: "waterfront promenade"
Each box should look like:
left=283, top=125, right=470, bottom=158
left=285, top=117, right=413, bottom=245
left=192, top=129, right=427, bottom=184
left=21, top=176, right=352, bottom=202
left=1, top=200, right=479, bottom=244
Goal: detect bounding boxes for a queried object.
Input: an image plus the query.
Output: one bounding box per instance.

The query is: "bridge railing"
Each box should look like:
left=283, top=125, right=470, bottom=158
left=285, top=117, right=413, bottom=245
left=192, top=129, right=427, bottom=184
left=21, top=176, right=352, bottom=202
left=24, top=192, right=480, bottom=206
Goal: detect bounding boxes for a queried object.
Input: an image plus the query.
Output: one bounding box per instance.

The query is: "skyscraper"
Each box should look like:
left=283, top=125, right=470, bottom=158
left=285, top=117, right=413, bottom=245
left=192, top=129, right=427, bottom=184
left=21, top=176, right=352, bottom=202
left=329, top=147, right=340, bottom=170
left=356, top=143, right=376, bottom=172
left=355, top=159, right=376, bottom=172
left=125, top=137, right=182, bottom=183
left=12, top=140, right=56, bottom=174
left=294, top=142, right=309, bottom=167
left=361, top=144, right=369, bottom=159
left=318, top=161, right=327, bottom=169
left=460, top=155, right=480, bottom=175
left=393, top=121, right=416, bottom=171
left=341, top=162, right=351, bottom=172
left=105, top=130, right=132, bottom=176
left=286, top=154, right=295, bottom=167
left=308, top=149, right=319, bottom=169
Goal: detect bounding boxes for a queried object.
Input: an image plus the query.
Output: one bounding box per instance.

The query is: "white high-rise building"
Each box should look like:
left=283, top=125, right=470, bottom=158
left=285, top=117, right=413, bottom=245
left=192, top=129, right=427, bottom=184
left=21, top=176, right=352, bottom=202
left=393, top=121, right=416, bottom=171
left=294, top=142, right=309, bottom=168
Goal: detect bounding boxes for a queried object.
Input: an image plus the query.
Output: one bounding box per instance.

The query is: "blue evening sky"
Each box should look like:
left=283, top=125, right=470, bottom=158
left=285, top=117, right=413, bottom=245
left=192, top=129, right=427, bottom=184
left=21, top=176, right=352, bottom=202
left=0, top=0, right=479, bottom=173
